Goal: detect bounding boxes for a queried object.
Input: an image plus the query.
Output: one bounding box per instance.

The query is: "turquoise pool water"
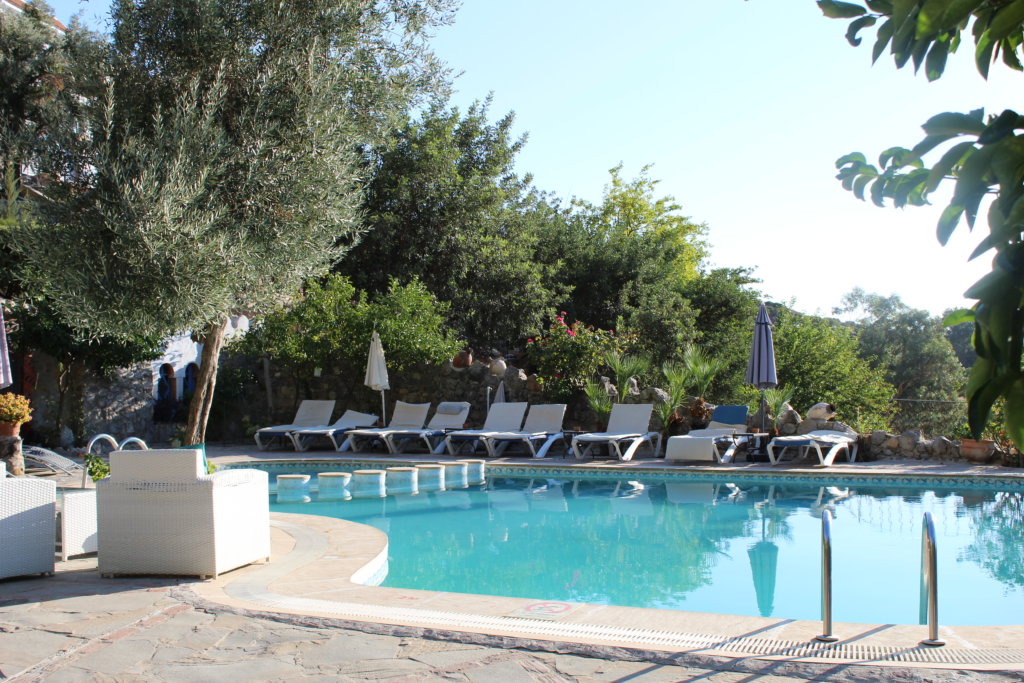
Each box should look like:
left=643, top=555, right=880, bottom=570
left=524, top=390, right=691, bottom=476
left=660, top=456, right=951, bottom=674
left=262, top=467, right=1024, bottom=625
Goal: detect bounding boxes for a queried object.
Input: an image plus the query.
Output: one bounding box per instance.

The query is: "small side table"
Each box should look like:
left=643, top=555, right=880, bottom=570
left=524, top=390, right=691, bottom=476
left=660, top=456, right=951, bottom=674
left=736, top=433, right=771, bottom=463
left=59, top=489, right=98, bottom=561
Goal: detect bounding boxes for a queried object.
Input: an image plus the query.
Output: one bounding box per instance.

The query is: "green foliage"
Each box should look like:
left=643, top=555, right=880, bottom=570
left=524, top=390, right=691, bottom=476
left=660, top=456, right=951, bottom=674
left=7, top=297, right=164, bottom=376
left=532, top=165, right=707, bottom=357
left=680, top=345, right=727, bottom=400
left=3, top=0, right=455, bottom=442
left=83, top=453, right=109, bottom=481
left=604, top=351, right=651, bottom=402
left=337, top=99, right=564, bottom=347
left=655, top=362, right=692, bottom=433
left=820, top=0, right=1024, bottom=449
left=680, top=268, right=763, bottom=398
left=771, top=307, right=895, bottom=432
left=762, top=386, right=795, bottom=430
left=525, top=314, right=621, bottom=401
left=583, top=379, right=614, bottom=427
left=836, top=289, right=966, bottom=434
left=238, top=275, right=460, bottom=378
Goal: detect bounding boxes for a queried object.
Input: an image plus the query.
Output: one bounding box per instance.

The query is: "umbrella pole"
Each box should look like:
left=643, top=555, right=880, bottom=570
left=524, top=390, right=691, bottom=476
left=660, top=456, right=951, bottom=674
left=380, top=390, right=387, bottom=425
left=760, top=389, right=766, bottom=434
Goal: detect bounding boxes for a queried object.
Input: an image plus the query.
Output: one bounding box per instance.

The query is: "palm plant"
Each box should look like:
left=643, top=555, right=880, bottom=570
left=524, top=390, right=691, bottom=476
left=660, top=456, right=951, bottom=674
left=604, top=351, right=651, bottom=402
left=654, top=362, right=691, bottom=436
left=680, top=345, right=726, bottom=399
left=583, top=379, right=614, bottom=429
left=762, top=386, right=794, bottom=434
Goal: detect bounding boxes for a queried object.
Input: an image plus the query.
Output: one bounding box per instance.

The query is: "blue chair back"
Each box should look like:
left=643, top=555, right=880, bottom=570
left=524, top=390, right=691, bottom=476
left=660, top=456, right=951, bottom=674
left=712, top=405, right=748, bottom=426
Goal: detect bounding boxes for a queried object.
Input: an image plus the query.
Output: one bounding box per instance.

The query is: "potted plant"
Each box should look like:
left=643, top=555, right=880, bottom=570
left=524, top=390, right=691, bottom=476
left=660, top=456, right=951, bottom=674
left=0, top=393, right=32, bottom=437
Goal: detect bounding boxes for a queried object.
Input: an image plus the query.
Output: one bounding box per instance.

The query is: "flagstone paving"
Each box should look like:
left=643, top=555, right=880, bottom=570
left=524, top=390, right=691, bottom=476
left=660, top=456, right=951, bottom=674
left=7, top=446, right=1024, bottom=681
left=1, top=559, right=1020, bottom=683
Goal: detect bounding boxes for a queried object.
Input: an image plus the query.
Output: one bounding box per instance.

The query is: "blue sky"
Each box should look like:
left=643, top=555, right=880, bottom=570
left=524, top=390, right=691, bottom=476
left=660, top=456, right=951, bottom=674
left=48, top=0, right=1014, bottom=317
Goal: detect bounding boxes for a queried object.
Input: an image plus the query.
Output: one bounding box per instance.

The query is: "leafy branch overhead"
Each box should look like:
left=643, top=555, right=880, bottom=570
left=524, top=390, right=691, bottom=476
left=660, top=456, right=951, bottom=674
left=817, top=0, right=1024, bottom=448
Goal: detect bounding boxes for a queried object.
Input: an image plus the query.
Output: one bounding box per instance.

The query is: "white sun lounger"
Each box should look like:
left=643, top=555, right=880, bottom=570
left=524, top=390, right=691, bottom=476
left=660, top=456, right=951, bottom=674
left=444, top=402, right=528, bottom=456
left=481, top=404, right=567, bottom=458
left=664, top=405, right=750, bottom=464
left=254, top=400, right=336, bottom=451
left=767, top=430, right=859, bottom=467
left=288, top=409, right=379, bottom=452
left=22, top=446, right=85, bottom=475
left=340, top=401, right=431, bottom=453
left=382, top=401, right=472, bottom=454
left=572, top=403, right=660, bottom=461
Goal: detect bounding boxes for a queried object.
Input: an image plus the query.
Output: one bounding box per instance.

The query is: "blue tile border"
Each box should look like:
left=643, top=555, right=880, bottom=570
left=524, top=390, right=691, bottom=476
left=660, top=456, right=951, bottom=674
left=220, top=459, right=1024, bottom=491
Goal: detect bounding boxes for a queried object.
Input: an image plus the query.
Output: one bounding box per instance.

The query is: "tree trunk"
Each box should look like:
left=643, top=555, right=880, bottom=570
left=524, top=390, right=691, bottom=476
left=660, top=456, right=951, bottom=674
left=183, top=317, right=229, bottom=445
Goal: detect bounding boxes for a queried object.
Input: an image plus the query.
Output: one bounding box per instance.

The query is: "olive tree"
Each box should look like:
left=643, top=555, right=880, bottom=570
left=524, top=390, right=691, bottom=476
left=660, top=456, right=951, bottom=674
left=10, top=0, right=455, bottom=443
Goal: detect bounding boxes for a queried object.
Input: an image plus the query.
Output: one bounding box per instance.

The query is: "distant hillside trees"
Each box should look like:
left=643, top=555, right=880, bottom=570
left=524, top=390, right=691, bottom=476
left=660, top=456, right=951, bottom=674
left=837, top=289, right=965, bottom=435
left=772, top=307, right=895, bottom=433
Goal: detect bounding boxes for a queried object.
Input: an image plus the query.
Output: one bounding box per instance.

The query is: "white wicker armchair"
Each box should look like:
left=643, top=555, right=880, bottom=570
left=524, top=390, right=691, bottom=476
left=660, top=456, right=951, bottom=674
left=0, top=476, right=56, bottom=579
left=97, top=449, right=270, bottom=579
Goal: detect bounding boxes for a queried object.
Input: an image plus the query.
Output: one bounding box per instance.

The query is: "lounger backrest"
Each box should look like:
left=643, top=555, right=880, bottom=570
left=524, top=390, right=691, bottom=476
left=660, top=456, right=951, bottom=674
left=293, top=400, right=336, bottom=427
left=482, top=402, right=527, bottom=431
left=427, top=401, right=472, bottom=429
left=709, top=404, right=748, bottom=430
left=388, top=401, right=431, bottom=428
left=332, top=409, right=379, bottom=429
left=521, top=404, right=566, bottom=433
left=109, top=449, right=204, bottom=482
left=606, top=403, right=653, bottom=434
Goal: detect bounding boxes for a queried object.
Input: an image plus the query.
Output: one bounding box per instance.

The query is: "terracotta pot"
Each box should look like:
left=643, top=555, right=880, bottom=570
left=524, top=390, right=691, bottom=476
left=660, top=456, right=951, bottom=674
left=960, top=438, right=997, bottom=464
left=0, top=422, right=21, bottom=437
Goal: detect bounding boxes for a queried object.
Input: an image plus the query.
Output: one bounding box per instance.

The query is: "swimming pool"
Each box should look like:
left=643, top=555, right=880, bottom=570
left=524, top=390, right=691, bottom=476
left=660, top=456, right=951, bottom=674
left=252, top=463, right=1024, bottom=626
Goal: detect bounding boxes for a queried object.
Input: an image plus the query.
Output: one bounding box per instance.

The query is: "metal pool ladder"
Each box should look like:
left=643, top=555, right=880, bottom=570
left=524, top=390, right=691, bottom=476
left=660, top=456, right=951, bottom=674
left=816, top=509, right=944, bottom=647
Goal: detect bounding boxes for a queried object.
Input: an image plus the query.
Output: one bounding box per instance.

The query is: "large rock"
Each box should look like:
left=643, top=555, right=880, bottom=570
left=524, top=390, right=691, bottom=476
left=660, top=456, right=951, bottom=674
left=0, top=436, right=23, bottom=476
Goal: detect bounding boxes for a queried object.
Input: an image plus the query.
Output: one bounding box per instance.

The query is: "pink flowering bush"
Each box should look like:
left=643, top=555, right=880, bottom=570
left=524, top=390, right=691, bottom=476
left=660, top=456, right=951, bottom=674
left=526, top=313, right=623, bottom=401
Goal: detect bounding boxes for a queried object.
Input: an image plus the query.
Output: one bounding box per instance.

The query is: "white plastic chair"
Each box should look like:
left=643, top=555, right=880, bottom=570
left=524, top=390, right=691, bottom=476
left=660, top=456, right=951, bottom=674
left=572, top=403, right=660, bottom=461
left=444, top=402, right=528, bottom=456
left=340, top=402, right=430, bottom=453
left=288, top=409, right=379, bottom=452
left=481, top=404, right=567, bottom=458
left=254, top=400, right=336, bottom=450
left=767, top=430, right=859, bottom=467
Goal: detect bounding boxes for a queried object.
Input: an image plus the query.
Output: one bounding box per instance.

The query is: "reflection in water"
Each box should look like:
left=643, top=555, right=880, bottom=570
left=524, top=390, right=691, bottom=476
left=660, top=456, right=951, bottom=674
left=961, top=492, right=1024, bottom=588
left=267, top=472, right=1024, bottom=625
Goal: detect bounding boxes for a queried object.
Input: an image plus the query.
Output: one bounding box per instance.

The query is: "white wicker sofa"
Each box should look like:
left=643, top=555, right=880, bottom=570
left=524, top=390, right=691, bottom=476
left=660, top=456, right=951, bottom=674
left=0, top=475, right=56, bottom=579
left=97, top=449, right=269, bottom=579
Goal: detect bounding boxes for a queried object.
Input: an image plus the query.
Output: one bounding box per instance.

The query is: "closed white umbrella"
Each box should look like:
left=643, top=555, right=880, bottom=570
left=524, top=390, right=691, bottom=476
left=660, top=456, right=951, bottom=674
left=0, top=306, right=12, bottom=390
left=364, top=331, right=389, bottom=424
left=745, top=302, right=779, bottom=434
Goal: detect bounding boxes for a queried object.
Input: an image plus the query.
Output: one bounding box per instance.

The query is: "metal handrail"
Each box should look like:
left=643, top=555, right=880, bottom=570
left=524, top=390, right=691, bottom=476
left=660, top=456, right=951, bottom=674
left=919, top=511, right=945, bottom=646
left=815, top=509, right=838, bottom=642
left=118, top=437, right=149, bottom=450
left=85, top=433, right=119, bottom=455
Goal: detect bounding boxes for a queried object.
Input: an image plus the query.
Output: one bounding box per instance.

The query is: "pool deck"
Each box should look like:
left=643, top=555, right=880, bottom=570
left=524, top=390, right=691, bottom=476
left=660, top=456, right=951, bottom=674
left=5, top=444, right=1024, bottom=681
left=205, top=446, right=1024, bottom=673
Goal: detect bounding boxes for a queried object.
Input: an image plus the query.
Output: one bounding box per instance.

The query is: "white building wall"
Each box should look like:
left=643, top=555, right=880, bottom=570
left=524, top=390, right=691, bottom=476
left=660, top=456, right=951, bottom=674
left=151, top=316, right=250, bottom=399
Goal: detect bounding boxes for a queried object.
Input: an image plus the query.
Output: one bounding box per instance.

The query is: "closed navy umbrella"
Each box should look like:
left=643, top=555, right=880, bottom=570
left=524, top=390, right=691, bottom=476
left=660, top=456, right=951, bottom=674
left=745, top=302, right=778, bottom=434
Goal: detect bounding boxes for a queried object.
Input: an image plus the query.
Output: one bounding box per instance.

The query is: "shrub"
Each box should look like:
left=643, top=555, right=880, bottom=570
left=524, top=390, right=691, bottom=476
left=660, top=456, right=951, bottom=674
left=0, top=393, right=32, bottom=425
left=526, top=314, right=621, bottom=401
